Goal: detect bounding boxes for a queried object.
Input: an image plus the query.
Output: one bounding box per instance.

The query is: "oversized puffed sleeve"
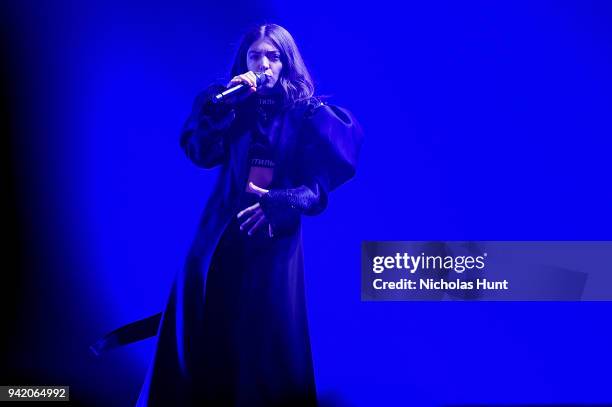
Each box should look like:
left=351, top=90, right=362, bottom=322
left=299, top=98, right=364, bottom=194
left=259, top=99, right=364, bottom=235
left=179, top=85, right=236, bottom=169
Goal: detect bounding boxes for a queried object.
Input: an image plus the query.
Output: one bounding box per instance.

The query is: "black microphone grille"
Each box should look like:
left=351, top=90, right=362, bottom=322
left=255, top=72, right=270, bottom=87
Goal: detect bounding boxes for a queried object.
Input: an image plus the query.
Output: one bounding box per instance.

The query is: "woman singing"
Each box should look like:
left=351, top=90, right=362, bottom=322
left=95, top=23, right=363, bottom=407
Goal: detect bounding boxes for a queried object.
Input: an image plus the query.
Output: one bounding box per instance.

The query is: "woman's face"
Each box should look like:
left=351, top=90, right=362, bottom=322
left=246, top=38, right=283, bottom=92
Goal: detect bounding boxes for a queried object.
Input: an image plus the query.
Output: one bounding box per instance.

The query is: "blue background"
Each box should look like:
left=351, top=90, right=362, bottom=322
left=2, top=0, right=611, bottom=405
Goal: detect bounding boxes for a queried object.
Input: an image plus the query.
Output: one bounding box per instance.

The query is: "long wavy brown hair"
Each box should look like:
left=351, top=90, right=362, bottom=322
left=230, top=24, right=315, bottom=107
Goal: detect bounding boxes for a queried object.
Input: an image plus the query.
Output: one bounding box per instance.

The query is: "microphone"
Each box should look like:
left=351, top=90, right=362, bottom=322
left=211, top=72, right=269, bottom=104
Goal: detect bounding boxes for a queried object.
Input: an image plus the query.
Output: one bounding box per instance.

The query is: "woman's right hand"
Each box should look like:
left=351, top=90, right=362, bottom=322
left=225, top=71, right=259, bottom=101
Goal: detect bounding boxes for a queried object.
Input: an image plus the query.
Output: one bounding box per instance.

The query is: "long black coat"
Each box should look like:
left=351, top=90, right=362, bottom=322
left=98, top=87, right=363, bottom=406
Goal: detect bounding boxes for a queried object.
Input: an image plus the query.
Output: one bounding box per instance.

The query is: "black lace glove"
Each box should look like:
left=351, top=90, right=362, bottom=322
left=259, top=185, right=326, bottom=236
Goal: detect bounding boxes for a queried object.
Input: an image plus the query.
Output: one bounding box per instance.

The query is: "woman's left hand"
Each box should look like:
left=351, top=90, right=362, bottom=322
left=237, top=182, right=274, bottom=237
